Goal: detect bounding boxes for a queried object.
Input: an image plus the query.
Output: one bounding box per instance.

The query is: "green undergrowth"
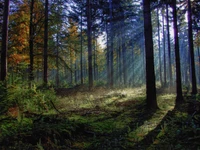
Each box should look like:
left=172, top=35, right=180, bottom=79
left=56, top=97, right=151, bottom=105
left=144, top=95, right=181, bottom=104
left=1, top=85, right=200, bottom=149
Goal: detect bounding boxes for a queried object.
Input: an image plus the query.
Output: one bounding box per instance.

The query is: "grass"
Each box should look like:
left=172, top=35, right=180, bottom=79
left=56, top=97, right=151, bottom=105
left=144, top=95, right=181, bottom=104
left=1, top=86, right=200, bottom=149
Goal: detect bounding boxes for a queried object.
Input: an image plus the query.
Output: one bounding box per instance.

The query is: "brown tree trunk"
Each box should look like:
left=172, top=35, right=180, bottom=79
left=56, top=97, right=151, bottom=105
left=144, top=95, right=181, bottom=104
left=109, top=0, right=114, bottom=88
left=56, top=32, right=59, bottom=87
left=188, top=0, right=197, bottom=94
left=157, top=7, right=163, bottom=86
left=143, top=0, right=158, bottom=110
left=80, top=6, right=83, bottom=84
left=29, top=0, right=34, bottom=85
left=43, top=0, right=48, bottom=85
left=87, top=0, right=93, bottom=89
left=122, top=41, right=127, bottom=86
left=172, top=0, right=183, bottom=104
left=166, top=3, right=172, bottom=88
left=1, top=0, right=10, bottom=82
left=162, top=10, right=167, bottom=86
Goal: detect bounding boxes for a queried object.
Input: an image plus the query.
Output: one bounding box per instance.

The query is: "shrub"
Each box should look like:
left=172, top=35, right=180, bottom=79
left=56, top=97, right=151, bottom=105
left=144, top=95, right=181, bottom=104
left=7, top=83, right=57, bottom=113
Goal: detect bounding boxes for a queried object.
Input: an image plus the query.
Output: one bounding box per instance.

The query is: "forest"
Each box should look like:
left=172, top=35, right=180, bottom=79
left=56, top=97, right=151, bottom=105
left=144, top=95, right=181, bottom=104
left=0, top=0, right=200, bottom=149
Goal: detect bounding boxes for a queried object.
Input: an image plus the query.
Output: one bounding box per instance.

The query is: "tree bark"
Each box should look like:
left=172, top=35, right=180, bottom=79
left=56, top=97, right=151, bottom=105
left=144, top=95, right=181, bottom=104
left=1, top=0, right=10, bottom=82
left=166, top=3, right=172, bottom=88
left=80, top=5, right=83, bottom=84
left=143, top=0, right=158, bottom=110
left=157, top=7, right=163, bottom=86
left=172, top=0, right=183, bottom=104
left=44, top=0, right=48, bottom=85
left=162, top=10, right=167, bottom=86
left=29, top=0, right=34, bottom=85
left=109, top=0, right=114, bottom=88
left=56, top=32, right=59, bottom=87
left=87, top=0, right=93, bottom=89
left=188, top=0, right=197, bottom=94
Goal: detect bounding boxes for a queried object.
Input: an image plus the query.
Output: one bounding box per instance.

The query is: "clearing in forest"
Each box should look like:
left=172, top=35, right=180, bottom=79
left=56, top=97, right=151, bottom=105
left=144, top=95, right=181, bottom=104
left=1, top=87, right=199, bottom=149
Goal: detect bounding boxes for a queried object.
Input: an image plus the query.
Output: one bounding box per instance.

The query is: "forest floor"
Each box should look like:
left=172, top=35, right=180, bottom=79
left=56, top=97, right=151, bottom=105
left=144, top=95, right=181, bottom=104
left=1, top=86, right=200, bottom=149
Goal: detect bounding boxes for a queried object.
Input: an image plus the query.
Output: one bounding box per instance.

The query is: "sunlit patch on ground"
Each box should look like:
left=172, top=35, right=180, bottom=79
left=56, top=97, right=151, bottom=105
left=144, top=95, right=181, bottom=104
left=127, top=94, right=176, bottom=145
left=55, top=87, right=177, bottom=148
left=56, top=87, right=146, bottom=112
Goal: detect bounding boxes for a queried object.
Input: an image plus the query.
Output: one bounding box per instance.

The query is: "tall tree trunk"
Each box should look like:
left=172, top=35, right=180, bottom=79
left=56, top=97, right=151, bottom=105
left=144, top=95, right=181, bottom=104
left=143, top=0, right=158, bottom=110
left=106, top=17, right=110, bottom=87
left=172, top=0, right=183, bottom=104
left=142, top=31, right=146, bottom=84
left=131, top=42, right=134, bottom=86
left=162, top=10, right=167, bottom=86
left=188, top=0, right=197, bottom=94
left=198, top=47, right=200, bottom=85
left=56, top=32, right=59, bottom=87
left=109, top=0, right=114, bottom=88
left=121, top=19, right=127, bottom=86
left=87, top=0, right=93, bottom=89
left=122, top=40, right=127, bottom=86
left=119, top=37, right=122, bottom=84
left=75, top=53, right=77, bottom=85
left=157, top=7, right=162, bottom=86
left=80, top=5, right=83, bottom=84
left=1, top=0, right=10, bottom=82
left=70, top=50, right=73, bottom=85
left=186, top=47, right=191, bottom=87
left=166, top=3, right=172, bottom=88
left=29, top=0, right=34, bottom=85
left=43, top=0, right=48, bottom=85
left=93, top=32, right=96, bottom=81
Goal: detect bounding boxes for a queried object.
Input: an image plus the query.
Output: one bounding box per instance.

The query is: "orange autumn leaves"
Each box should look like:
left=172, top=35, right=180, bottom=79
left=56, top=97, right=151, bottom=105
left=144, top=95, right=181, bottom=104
left=8, top=0, right=44, bottom=67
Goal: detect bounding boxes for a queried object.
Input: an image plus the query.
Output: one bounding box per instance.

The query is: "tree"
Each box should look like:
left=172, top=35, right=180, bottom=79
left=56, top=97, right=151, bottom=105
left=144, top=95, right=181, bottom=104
left=80, top=3, right=84, bottom=85
left=162, top=8, right=167, bottom=86
left=43, top=0, right=48, bottom=85
left=108, top=0, right=114, bottom=87
left=172, top=0, right=183, bottom=104
left=1, top=0, right=10, bottom=82
left=166, top=2, right=172, bottom=88
left=143, top=0, right=158, bottom=109
left=157, top=6, right=163, bottom=86
left=29, top=0, right=34, bottom=84
left=188, top=0, right=197, bottom=94
left=87, top=0, right=93, bottom=89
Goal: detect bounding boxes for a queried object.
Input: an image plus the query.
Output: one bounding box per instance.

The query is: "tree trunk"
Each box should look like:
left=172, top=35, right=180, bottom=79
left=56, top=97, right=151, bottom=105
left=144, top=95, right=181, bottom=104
left=43, top=0, right=48, bottom=85
left=87, top=0, right=93, bottom=89
left=188, top=0, right=197, bottom=94
left=157, top=7, right=162, bottom=86
left=172, top=0, right=183, bottom=104
left=122, top=41, right=127, bottom=86
left=29, top=0, right=34, bottom=85
left=198, top=47, right=200, bottom=85
left=70, top=50, right=73, bottom=85
left=93, top=32, right=96, bottom=81
left=75, top=53, right=77, bottom=85
left=0, top=0, right=10, bottom=82
left=121, top=20, right=127, bottom=86
left=109, top=0, right=114, bottom=88
left=80, top=6, right=83, bottom=84
left=106, top=16, right=110, bottom=87
left=143, top=0, right=158, bottom=110
left=119, top=37, right=122, bottom=84
left=162, top=10, right=167, bottom=86
left=56, top=32, right=59, bottom=87
left=166, top=3, right=172, bottom=88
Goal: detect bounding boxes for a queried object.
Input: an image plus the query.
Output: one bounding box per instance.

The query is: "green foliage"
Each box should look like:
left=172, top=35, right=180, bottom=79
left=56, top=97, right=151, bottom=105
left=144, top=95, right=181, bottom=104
left=1, top=87, right=200, bottom=149
left=0, top=82, right=7, bottom=114
left=7, top=83, right=56, bottom=113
